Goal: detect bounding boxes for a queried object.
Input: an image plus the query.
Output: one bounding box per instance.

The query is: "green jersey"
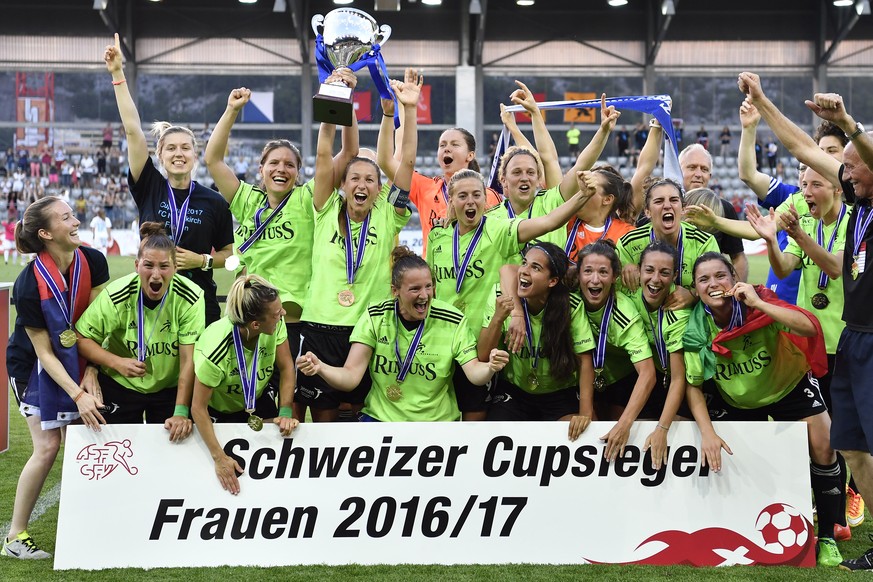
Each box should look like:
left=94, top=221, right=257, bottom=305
left=230, top=180, right=314, bottom=308
left=76, top=273, right=204, bottom=394
left=194, top=316, right=288, bottom=414
left=577, top=291, right=652, bottom=386
left=624, top=288, right=690, bottom=374
left=617, top=222, right=719, bottom=290
left=427, top=215, right=522, bottom=333
left=302, top=185, right=410, bottom=327
left=499, top=186, right=568, bottom=264
left=350, top=298, right=478, bottom=422
left=483, top=291, right=595, bottom=394
left=776, top=191, right=810, bottom=217
left=784, top=204, right=850, bottom=354
left=684, top=315, right=808, bottom=409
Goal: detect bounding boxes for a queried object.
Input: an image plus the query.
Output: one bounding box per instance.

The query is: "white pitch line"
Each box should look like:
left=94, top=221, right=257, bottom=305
left=0, top=482, right=61, bottom=537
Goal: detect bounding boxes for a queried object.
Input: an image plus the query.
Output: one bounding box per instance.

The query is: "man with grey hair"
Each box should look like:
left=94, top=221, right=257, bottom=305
left=679, top=143, right=748, bottom=281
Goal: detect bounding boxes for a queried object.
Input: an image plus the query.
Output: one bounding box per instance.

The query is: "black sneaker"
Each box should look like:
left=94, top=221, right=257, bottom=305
left=840, top=543, right=873, bottom=572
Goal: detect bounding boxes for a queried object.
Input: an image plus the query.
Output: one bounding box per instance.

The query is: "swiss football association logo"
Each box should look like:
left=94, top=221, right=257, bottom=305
left=76, top=439, right=140, bottom=481
left=585, top=503, right=814, bottom=567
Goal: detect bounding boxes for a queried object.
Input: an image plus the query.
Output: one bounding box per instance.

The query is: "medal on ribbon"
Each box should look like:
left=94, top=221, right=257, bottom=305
left=453, top=216, right=487, bottom=295
left=339, top=208, right=371, bottom=307
left=521, top=298, right=540, bottom=390
left=592, top=294, right=615, bottom=392
left=851, top=205, right=873, bottom=281
left=34, top=252, right=81, bottom=349
left=238, top=193, right=292, bottom=254
left=136, top=285, right=170, bottom=362
left=391, top=300, right=426, bottom=403
left=167, top=181, right=194, bottom=245
left=812, top=204, right=846, bottom=308
left=646, top=303, right=669, bottom=384
left=232, top=325, right=262, bottom=431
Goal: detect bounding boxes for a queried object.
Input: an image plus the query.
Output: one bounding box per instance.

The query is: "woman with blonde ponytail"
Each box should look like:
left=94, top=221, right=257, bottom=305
left=191, top=275, right=297, bottom=495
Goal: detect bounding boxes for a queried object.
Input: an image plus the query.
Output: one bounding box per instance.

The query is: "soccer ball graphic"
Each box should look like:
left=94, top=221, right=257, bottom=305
left=755, top=503, right=809, bottom=554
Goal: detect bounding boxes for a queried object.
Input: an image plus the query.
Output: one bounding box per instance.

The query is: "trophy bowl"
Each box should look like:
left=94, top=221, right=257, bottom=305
left=311, top=8, right=393, bottom=126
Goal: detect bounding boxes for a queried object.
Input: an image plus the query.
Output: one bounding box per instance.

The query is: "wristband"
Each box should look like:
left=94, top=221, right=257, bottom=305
left=173, top=404, right=190, bottom=418
left=112, top=79, right=126, bottom=86
left=387, top=184, right=410, bottom=208
left=657, top=423, right=669, bottom=431
left=73, top=391, right=85, bottom=403
left=279, top=406, right=294, bottom=418
left=383, top=112, right=393, bottom=118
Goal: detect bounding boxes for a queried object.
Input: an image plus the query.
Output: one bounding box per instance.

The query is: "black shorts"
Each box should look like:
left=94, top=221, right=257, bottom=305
left=267, top=321, right=305, bottom=391
left=830, top=329, right=873, bottom=453
left=647, top=370, right=693, bottom=419
left=99, top=371, right=177, bottom=424
left=702, top=372, right=828, bottom=422
left=295, top=322, right=371, bottom=409
left=487, top=381, right=578, bottom=421
left=453, top=363, right=491, bottom=413
left=209, top=389, right=278, bottom=423
left=814, top=353, right=835, bottom=412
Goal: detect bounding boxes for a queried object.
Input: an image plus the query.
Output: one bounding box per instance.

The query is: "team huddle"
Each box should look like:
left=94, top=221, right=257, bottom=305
left=4, top=34, right=873, bottom=571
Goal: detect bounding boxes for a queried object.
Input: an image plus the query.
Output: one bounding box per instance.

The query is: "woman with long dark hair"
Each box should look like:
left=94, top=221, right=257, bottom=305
left=479, top=242, right=595, bottom=432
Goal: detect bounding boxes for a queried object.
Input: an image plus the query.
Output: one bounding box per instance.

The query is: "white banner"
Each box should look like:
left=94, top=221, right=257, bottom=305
left=55, top=421, right=815, bottom=570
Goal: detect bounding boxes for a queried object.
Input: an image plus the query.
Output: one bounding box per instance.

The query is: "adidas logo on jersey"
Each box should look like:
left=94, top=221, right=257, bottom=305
left=128, top=321, right=137, bottom=329
left=378, top=335, right=389, bottom=344
left=433, top=245, right=442, bottom=254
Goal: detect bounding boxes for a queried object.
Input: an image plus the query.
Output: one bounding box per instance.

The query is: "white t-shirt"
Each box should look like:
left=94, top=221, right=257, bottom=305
left=90, top=216, right=112, bottom=242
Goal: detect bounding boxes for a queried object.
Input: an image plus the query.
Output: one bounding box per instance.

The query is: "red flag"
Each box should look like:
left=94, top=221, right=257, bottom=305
left=353, top=92, right=371, bottom=122
left=417, top=85, right=432, bottom=125
left=514, top=92, right=546, bottom=124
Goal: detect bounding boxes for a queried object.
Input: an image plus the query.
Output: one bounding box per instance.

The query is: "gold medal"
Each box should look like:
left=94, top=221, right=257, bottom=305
left=811, top=292, right=830, bottom=310
left=59, top=328, right=77, bottom=349
left=338, top=289, right=355, bottom=307
left=527, top=371, right=539, bottom=390
left=663, top=374, right=670, bottom=389
left=386, top=384, right=403, bottom=402
left=852, top=259, right=860, bottom=280
left=247, top=413, right=263, bottom=432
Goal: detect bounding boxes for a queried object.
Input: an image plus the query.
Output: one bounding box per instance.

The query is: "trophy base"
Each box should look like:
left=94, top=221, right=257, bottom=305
left=313, top=83, right=355, bottom=127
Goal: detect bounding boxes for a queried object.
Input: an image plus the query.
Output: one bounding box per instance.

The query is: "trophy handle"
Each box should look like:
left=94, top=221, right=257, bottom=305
left=311, top=14, right=324, bottom=36
left=375, top=24, right=392, bottom=46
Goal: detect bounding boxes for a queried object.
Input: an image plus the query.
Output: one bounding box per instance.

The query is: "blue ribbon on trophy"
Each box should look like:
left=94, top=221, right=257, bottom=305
left=312, top=8, right=398, bottom=128
left=489, top=95, right=682, bottom=190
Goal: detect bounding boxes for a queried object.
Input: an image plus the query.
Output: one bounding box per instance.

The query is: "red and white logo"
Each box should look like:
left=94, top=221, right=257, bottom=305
left=76, top=439, right=140, bottom=481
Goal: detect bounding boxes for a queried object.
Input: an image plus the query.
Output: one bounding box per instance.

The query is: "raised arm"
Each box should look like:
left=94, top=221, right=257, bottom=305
left=296, top=343, right=371, bottom=391
left=104, top=33, right=148, bottom=182
left=745, top=204, right=799, bottom=279
left=377, top=98, right=401, bottom=184
left=558, top=94, right=619, bottom=200
left=313, top=122, right=337, bottom=212
left=204, top=88, right=250, bottom=203
left=462, top=349, right=509, bottom=385
left=775, top=204, right=843, bottom=280
left=805, top=92, right=873, bottom=177
left=390, top=69, right=423, bottom=194
left=737, top=99, right=773, bottom=199
left=738, top=72, right=841, bottom=186
left=510, top=81, right=562, bottom=188
left=731, top=281, right=817, bottom=336
left=332, top=68, right=360, bottom=189
left=630, top=119, right=663, bottom=216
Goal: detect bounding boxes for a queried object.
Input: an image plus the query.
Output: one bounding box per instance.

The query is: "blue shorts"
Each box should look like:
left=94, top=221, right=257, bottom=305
left=830, top=329, right=873, bottom=453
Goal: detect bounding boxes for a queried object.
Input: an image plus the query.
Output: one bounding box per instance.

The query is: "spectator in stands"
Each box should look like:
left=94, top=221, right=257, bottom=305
left=28, top=150, right=40, bottom=179
left=96, top=148, right=107, bottom=176
left=40, top=149, right=52, bottom=178
left=102, top=123, right=114, bottom=149
left=108, top=147, right=121, bottom=176
left=105, top=33, right=233, bottom=325
left=80, top=152, right=96, bottom=188
left=89, top=208, right=112, bottom=256
left=615, top=125, right=630, bottom=160
left=766, top=138, right=778, bottom=172
left=74, top=193, right=87, bottom=223
left=719, top=125, right=732, bottom=158
left=566, top=122, right=581, bottom=158
left=233, top=156, right=248, bottom=182
left=696, top=124, right=709, bottom=150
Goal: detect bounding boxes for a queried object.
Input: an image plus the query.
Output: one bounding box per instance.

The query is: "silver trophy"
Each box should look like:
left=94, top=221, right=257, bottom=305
left=312, top=8, right=392, bottom=127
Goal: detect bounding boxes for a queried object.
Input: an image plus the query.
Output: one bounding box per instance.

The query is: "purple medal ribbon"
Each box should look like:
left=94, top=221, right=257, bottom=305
left=343, top=209, right=371, bottom=285
left=232, top=325, right=260, bottom=413
left=593, top=293, right=615, bottom=372
left=651, top=225, right=684, bottom=285
left=440, top=179, right=449, bottom=205
left=705, top=297, right=744, bottom=331
left=167, top=181, right=194, bottom=245
left=453, top=216, right=487, bottom=294
left=136, top=287, right=170, bottom=362
left=34, top=251, right=81, bottom=332
left=816, top=204, right=847, bottom=289
left=647, top=305, right=668, bottom=373
left=565, top=219, right=582, bottom=257
left=393, top=301, right=426, bottom=383
left=238, top=194, right=293, bottom=254
left=852, top=205, right=873, bottom=269
left=521, top=298, right=540, bottom=373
